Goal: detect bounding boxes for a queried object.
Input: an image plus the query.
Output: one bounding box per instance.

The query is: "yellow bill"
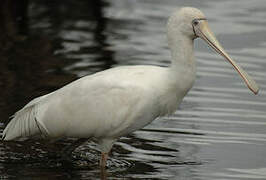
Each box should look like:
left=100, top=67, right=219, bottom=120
left=192, top=19, right=259, bottom=95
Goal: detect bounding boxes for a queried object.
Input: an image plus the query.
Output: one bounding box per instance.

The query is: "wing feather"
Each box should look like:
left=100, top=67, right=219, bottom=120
left=2, top=95, right=50, bottom=141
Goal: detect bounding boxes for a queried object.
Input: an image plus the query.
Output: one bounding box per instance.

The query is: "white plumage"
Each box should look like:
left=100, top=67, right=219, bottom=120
left=3, top=65, right=195, bottom=147
left=2, top=7, right=258, bottom=168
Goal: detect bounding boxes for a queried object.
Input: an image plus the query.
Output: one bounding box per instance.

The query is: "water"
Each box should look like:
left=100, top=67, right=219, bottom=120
left=1, top=0, right=266, bottom=179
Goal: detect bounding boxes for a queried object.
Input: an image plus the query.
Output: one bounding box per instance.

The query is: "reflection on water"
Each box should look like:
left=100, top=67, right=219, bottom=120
left=0, top=0, right=266, bottom=179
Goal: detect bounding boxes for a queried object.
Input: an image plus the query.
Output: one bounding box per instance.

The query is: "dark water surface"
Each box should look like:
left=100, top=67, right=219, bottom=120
left=1, top=0, right=266, bottom=179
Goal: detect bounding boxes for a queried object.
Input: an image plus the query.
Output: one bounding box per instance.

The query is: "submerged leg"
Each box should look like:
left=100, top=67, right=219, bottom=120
left=100, top=152, right=109, bottom=169
left=61, top=138, right=88, bottom=160
left=98, top=138, right=116, bottom=169
left=100, top=153, right=108, bottom=180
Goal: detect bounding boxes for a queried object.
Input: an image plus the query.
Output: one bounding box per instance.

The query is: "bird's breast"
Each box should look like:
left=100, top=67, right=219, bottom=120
left=157, top=67, right=196, bottom=116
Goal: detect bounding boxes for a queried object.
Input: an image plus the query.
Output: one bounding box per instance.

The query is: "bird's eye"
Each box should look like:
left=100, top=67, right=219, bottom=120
left=192, top=19, right=199, bottom=26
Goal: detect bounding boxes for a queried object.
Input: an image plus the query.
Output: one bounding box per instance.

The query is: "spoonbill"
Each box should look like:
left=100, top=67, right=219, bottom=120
left=2, top=7, right=259, bottom=168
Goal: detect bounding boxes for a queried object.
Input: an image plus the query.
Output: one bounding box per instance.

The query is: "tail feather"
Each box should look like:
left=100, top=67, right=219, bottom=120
left=2, top=95, right=50, bottom=141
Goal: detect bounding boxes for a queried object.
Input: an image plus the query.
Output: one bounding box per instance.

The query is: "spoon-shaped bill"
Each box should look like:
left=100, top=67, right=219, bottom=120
left=194, top=21, right=259, bottom=94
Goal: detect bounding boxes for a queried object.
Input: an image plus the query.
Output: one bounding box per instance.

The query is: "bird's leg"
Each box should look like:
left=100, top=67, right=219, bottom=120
left=100, top=152, right=109, bottom=180
left=100, top=152, right=109, bottom=169
left=61, top=138, right=88, bottom=161
left=98, top=138, right=115, bottom=169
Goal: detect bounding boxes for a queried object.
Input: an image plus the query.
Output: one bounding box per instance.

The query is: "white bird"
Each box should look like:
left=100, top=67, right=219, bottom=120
left=2, top=7, right=259, bottom=169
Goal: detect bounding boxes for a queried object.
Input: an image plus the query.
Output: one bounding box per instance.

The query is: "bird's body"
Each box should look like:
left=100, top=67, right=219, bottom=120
left=2, top=7, right=258, bottom=168
left=3, top=64, right=195, bottom=151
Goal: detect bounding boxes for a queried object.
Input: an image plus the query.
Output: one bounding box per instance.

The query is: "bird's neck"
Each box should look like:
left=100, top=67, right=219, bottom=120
left=164, top=30, right=196, bottom=99
left=156, top=35, right=196, bottom=116
left=168, top=34, right=195, bottom=71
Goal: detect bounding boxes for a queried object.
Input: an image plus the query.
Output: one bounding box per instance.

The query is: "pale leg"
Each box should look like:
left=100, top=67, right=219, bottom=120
left=100, top=152, right=109, bottom=169
left=100, top=152, right=109, bottom=180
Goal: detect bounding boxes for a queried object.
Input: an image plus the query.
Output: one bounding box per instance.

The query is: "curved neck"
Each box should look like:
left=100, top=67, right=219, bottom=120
left=167, top=27, right=195, bottom=72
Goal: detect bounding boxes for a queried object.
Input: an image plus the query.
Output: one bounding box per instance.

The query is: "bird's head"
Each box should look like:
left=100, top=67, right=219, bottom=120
left=167, top=7, right=259, bottom=95
left=168, top=7, right=206, bottom=39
